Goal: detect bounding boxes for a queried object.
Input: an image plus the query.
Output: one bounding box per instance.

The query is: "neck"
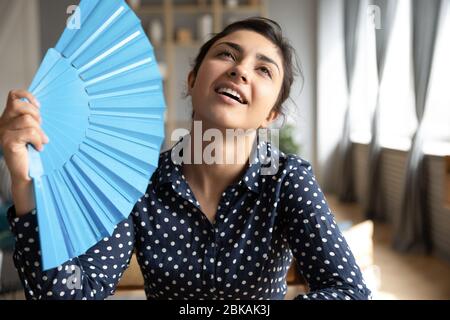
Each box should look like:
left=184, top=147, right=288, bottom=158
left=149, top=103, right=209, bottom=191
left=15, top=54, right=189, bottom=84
left=182, top=120, right=257, bottom=194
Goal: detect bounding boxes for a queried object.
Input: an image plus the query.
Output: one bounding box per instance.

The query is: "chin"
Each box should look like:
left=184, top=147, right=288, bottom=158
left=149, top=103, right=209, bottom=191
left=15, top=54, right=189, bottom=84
left=195, top=111, right=245, bottom=130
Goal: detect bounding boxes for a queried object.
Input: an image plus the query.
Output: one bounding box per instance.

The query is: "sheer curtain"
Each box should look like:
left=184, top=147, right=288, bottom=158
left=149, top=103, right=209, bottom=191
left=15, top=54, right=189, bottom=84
left=377, top=0, right=416, bottom=151
left=365, top=0, right=399, bottom=220
left=338, top=0, right=364, bottom=202
left=421, top=0, right=450, bottom=155
left=394, top=0, right=443, bottom=252
left=349, top=4, right=378, bottom=145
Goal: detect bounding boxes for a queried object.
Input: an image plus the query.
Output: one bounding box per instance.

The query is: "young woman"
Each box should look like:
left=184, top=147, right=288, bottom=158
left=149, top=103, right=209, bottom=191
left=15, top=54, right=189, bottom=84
left=0, top=18, right=371, bottom=300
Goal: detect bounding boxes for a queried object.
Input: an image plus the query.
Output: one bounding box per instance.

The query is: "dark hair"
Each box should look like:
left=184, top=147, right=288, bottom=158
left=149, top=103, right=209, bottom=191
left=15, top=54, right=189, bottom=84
left=190, top=17, right=303, bottom=122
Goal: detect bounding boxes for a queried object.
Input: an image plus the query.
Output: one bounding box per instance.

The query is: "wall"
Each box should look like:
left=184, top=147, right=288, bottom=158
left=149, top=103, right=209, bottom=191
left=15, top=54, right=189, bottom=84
left=266, top=0, right=318, bottom=168
left=0, top=0, right=41, bottom=112
left=426, top=155, right=450, bottom=262
left=379, top=148, right=408, bottom=227
left=38, top=0, right=75, bottom=60
left=353, top=142, right=369, bottom=208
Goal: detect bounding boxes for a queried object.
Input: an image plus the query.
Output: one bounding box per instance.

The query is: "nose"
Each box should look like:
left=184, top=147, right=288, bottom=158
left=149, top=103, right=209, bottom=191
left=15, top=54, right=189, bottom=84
left=228, top=66, right=248, bottom=83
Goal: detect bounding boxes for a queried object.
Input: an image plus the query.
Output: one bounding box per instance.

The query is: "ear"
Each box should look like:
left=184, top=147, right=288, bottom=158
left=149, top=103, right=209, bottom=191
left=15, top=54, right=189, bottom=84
left=187, top=71, right=196, bottom=95
left=260, top=109, right=280, bottom=128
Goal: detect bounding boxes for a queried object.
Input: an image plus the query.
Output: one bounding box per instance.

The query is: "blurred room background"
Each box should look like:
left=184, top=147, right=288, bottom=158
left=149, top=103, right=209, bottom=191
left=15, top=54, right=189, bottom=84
left=0, top=0, right=449, bottom=300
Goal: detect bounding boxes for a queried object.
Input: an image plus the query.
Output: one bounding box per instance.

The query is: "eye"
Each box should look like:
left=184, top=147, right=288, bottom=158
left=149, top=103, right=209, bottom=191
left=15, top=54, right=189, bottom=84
left=259, top=66, right=272, bottom=78
left=217, top=50, right=235, bottom=60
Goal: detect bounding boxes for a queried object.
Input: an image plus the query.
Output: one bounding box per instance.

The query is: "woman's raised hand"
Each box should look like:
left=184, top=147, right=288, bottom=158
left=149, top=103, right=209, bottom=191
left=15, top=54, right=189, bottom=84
left=0, top=89, right=49, bottom=215
left=0, top=89, right=48, bottom=182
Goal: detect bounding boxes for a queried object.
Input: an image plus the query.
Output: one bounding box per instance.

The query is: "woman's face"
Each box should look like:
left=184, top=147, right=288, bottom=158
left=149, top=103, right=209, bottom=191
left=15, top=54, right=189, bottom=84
left=188, top=30, right=284, bottom=131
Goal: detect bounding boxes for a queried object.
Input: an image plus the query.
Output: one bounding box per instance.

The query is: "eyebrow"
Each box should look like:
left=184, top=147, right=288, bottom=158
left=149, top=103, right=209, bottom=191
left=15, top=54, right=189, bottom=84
left=214, top=41, right=281, bottom=74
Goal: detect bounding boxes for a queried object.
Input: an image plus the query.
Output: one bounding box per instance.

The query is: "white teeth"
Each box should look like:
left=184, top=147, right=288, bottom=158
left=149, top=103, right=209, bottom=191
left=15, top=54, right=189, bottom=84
left=217, top=87, right=243, bottom=102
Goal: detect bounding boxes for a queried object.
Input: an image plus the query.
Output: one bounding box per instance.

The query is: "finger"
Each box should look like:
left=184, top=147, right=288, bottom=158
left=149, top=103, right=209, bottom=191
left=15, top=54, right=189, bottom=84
left=2, top=127, right=44, bottom=152
left=8, top=89, right=40, bottom=109
left=17, top=127, right=44, bottom=152
left=8, top=115, right=48, bottom=143
left=7, top=100, right=41, bottom=124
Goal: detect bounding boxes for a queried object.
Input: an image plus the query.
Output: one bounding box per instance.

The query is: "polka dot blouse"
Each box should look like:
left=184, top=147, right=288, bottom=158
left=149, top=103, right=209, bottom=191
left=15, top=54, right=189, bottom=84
left=7, top=140, right=371, bottom=300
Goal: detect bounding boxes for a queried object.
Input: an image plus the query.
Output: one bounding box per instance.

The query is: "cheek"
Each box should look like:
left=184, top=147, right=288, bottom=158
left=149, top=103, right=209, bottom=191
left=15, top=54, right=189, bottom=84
left=194, top=61, right=224, bottom=88
left=253, top=82, right=281, bottom=111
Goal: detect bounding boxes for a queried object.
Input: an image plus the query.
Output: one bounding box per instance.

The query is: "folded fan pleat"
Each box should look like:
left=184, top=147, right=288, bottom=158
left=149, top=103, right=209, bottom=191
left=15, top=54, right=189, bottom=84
left=27, top=0, right=165, bottom=270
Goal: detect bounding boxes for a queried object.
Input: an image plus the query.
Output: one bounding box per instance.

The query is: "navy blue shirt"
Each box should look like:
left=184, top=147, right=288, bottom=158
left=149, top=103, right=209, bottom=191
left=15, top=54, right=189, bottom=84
left=8, top=141, right=371, bottom=300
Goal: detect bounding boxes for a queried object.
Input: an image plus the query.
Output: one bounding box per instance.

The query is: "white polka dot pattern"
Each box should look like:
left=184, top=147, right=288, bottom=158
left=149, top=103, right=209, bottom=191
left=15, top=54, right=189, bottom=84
left=7, top=142, right=371, bottom=300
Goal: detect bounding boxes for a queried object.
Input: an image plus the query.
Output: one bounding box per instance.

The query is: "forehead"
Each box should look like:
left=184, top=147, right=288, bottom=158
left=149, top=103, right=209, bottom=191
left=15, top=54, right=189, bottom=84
left=213, top=30, right=282, bottom=62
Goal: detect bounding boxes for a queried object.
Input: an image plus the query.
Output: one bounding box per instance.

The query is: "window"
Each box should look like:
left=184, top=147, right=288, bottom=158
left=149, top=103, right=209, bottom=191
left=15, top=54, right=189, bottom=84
left=378, top=0, right=417, bottom=151
left=349, top=6, right=379, bottom=144
left=350, top=0, right=418, bottom=150
left=422, top=1, right=450, bottom=156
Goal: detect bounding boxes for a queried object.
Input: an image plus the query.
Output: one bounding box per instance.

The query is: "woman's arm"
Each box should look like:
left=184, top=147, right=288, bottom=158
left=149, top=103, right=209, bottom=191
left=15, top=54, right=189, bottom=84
left=1, top=90, right=137, bottom=299
left=0, top=89, right=47, bottom=216
left=281, top=157, right=371, bottom=300
left=8, top=207, right=135, bottom=300
left=11, top=180, right=35, bottom=216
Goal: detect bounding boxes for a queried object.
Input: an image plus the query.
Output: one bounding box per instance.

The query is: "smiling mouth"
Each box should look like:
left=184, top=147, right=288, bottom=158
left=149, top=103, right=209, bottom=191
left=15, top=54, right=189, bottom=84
left=215, top=88, right=248, bottom=105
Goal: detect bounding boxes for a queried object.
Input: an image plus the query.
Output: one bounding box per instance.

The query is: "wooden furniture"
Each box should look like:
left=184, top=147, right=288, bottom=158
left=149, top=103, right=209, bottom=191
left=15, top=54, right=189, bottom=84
left=286, top=259, right=307, bottom=285
left=117, top=254, right=145, bottom=290
left=127, top=0, right=267, bottom=147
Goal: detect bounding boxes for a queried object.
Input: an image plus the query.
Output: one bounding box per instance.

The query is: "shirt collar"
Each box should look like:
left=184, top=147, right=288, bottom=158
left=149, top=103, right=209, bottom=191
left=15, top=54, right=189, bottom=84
left=241, top=139, right=283, bottom=193
left=153, top=142, right=185, bottom=190
left=153, top=137, right=282, bottom=195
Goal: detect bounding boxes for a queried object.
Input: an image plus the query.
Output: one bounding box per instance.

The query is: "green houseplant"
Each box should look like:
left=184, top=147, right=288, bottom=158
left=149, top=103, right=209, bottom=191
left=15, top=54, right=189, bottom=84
left=278, top=124, right=301, bottom=156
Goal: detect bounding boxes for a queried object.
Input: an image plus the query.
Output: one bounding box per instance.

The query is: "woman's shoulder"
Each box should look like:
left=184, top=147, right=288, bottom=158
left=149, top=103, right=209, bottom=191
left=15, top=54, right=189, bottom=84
left=273, top=150, right=327, bottom=212
left=255, top=143, right=320, bottom=195
left=280, top=153, right=318, bottom=185
left=281, top=153, right=314, bottom=173
left=156, top=147, right=176, bottom=170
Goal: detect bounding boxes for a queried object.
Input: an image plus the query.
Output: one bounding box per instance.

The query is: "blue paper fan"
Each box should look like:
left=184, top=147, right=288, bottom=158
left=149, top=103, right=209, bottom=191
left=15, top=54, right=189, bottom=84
left=26, top=0, right=166, bottom=270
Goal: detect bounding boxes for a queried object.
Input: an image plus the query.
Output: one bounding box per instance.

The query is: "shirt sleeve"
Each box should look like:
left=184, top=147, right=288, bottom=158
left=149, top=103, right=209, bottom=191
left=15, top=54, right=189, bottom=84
left=280, top=158, right=372, bottom=300
left=7, top=206, right=135, bottom=300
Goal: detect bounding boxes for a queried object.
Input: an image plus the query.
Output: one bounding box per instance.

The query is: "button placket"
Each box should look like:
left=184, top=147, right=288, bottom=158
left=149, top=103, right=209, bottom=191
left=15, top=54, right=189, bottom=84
left=202, top=224, right=217, bottom=297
